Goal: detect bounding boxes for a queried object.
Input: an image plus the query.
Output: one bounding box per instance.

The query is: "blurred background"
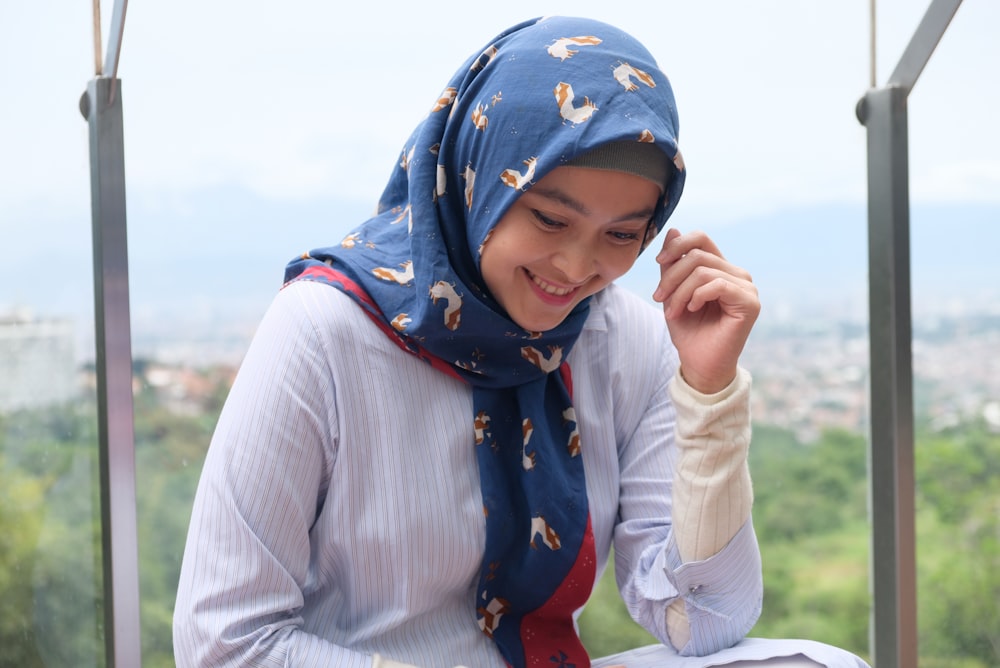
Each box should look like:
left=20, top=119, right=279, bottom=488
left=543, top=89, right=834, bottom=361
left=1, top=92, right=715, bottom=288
left=2, top=1, right=998, bottom=665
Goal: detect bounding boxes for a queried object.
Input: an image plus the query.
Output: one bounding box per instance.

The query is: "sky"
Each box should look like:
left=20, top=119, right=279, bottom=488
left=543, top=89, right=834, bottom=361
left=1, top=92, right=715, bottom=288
left=1, top=0, right=999, bottom=351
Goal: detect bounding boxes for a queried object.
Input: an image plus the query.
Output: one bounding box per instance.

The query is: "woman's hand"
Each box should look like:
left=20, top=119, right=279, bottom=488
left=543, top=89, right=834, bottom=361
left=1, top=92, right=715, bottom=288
left=652, top=228, right=760, bottom=394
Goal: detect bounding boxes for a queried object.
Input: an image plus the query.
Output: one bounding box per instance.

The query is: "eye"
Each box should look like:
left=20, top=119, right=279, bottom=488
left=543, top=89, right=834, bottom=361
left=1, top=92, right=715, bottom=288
left=610, top=218, right=655, bottom=246
left=532, top=210, right=566, bottom=229
left=607, top=227, right=647, bottom=246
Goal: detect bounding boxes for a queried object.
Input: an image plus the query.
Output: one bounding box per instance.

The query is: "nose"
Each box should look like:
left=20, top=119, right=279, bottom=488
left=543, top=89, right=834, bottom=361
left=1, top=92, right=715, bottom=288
left=550, top=239, right=598, bottom=284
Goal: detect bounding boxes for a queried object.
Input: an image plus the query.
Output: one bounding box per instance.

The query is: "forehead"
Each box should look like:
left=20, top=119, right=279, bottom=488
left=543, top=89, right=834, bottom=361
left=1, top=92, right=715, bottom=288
left=517, top=166, right=661, bottom=217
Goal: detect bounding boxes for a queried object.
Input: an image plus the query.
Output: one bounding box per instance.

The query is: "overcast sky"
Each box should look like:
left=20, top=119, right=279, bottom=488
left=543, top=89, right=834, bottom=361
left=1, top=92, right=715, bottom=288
left=1, top=1, right=998, bottom=329
left=4, top=1, right=999, bottom=216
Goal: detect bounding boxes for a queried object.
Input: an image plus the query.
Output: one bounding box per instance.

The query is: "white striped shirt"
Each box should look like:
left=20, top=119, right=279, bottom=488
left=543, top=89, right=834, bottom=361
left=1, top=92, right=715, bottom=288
left=173, top=280, right=762, bottom=667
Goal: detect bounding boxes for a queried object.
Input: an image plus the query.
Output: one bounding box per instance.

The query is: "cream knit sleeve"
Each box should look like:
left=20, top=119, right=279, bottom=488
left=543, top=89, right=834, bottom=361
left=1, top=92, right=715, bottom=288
left=664, top=367, right=754, bottom=649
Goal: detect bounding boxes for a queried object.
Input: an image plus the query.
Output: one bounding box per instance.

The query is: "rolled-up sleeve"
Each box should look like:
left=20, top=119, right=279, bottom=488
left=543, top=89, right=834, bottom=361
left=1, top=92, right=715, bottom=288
left=612, top=316, right=761, bottom=657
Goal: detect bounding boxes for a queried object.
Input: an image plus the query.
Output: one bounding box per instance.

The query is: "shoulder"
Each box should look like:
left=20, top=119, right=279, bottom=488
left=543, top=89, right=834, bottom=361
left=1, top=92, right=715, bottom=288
left=247, top=279, right=402, bottom=376
left=276, top=278, right=371, bottom=322
left=270, top=279, right=381, bottom=342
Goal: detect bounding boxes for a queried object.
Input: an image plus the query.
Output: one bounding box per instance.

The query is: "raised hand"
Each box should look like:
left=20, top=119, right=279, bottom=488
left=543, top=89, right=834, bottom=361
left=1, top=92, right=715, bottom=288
left=652, top=228, right=760, bottom=394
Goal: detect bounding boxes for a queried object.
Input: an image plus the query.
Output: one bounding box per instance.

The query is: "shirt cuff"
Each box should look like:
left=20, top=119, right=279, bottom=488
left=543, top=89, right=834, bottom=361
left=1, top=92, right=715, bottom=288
left=665, top=520, right=763, bottom=656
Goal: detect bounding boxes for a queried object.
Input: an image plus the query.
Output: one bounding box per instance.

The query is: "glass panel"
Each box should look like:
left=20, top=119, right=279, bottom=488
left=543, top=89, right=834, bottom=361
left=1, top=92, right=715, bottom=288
left=132, top=359, right=231, bottom=666
left=578, top=323, right=873, bottom=661
left=0, top=311, right=105, bottom=666
left=911, top=273, right=1000, bottom=668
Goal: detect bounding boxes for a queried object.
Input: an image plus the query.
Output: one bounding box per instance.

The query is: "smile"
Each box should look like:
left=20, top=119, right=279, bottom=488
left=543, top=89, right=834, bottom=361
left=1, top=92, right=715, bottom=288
left=527, top=270, right=576, bottom=297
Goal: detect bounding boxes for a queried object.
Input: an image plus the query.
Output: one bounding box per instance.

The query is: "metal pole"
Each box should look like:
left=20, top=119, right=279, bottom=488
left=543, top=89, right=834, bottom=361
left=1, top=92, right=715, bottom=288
left=81, top=0, right=141, bottom=659
left=92, top=0, right=103, bottom=76
left=869, top=0, right=877, bottom=89
left=887, top=0, right=963, bottom=92
left=81, top=74, right=142, bottom=668
left=857, top=0, right=962, bottom=665
left=102, top=0, right=129, bottom=103
left=856, top=86, right=917, bottom=668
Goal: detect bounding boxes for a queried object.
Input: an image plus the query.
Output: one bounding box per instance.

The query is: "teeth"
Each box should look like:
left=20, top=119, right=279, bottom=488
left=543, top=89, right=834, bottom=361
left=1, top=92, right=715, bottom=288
left=531, top=273, right=573, bottom=296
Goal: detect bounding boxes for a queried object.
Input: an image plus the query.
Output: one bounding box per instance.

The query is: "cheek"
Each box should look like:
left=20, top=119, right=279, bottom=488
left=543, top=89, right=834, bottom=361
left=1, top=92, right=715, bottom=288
left=478, top=236, right=518, bottom=300
left=601, top=247, right=641, bottom=281
left=480, top=220, right=537, bottom=273
left=479, top=235, right=507, bottom=275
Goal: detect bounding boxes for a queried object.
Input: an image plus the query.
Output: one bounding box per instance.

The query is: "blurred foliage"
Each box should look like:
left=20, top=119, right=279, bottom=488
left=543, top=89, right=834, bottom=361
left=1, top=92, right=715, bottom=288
left=2, top=374, right=999, bottom=666
left=0, top=403, right=104, bottom=667
left=579, top=423, right=1000, bottom=667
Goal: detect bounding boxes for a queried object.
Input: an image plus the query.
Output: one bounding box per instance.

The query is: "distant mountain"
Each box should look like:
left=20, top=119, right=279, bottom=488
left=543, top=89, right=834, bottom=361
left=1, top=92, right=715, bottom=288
left=2, top=186, right=373, bottom=345
left=133, top=190, right=372, bottom=312
left=3, top=186, right=998, bottom=361
left=623, top=200, right=1000, bottom=325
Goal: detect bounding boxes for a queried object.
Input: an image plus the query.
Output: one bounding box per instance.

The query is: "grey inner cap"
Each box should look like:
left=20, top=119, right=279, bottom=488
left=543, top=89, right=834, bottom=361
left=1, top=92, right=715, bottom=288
left=567, top=141, right=672, bottom=191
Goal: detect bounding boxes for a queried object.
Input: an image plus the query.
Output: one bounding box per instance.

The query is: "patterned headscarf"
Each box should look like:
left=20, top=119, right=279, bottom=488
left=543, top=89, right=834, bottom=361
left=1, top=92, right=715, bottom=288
left=284, top=16, right=685, bottom=668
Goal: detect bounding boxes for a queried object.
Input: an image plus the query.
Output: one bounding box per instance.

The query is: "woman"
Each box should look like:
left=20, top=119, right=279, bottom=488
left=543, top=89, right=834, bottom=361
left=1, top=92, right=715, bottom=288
left=174, top=16, right=869, bottom=668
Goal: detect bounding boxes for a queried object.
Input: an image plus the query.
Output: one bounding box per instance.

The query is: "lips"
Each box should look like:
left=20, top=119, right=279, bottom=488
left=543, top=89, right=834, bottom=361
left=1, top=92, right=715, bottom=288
left=529, top=271, right=574, bottom=296
left=524, top=269, right=581, bottom=307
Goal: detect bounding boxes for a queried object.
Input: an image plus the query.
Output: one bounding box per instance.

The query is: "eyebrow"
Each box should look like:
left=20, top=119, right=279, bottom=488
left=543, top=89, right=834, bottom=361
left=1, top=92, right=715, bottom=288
left=528, top=185, right=657, bottom=224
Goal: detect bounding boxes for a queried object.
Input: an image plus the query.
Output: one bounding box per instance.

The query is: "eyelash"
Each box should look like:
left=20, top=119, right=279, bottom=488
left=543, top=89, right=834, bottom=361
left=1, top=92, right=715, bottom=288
left=533, top=211, right=565, bottom=229
left=533, top=210, right=642, bottom=244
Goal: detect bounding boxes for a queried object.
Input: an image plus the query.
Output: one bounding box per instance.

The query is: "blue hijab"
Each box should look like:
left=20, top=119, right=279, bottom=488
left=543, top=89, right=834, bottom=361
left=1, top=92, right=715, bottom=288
left=285, top=16, right=685, bottom=667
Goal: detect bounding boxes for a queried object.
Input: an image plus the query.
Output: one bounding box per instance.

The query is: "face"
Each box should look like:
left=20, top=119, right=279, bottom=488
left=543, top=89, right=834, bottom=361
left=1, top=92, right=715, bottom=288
left=480, top=166, right=661, bottom=332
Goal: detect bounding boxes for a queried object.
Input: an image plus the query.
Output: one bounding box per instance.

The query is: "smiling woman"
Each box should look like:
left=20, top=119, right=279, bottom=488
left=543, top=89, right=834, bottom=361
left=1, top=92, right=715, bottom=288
left=172, top=15, right=867, bottom=668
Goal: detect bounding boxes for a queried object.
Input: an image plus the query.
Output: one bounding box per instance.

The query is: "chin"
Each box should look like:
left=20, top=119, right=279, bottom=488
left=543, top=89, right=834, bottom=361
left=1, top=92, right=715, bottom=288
left=510, top=311, right=571, bottom=334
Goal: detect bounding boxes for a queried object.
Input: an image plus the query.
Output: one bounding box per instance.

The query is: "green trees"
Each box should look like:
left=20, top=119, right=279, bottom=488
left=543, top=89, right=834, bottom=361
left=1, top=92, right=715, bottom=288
left=0, top=404, right=103, bottom=667
left=132, top=378, right=215, bottom=667
left=916, top=426, right=1000, bottom=663
left=579, top=424, right=1000, bottom=667
left=577, top=425, right=872, bottom=659
left=747, top=426, right=870, bottom=655
left=0, top=455, right=50, bottom=667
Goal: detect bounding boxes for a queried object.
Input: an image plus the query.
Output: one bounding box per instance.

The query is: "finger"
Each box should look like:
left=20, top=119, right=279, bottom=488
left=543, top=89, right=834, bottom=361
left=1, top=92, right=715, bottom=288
left=683, top=275, right=760, bottom=316
left=659, top=226, right=681, bottom=252
left=655, top=229, right=723, bottom=265
left=652, top=228, right=681, bottom=276
left=664, top=247, right=750, bottom=282
left=663, top=266, right=758, bottom=318
left=655, top=248, right=751, bottom=304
